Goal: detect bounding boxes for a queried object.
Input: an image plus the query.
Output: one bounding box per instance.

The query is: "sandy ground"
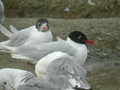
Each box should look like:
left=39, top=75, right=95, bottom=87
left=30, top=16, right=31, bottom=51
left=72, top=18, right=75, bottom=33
left=0, top=18, right=120, bottom=90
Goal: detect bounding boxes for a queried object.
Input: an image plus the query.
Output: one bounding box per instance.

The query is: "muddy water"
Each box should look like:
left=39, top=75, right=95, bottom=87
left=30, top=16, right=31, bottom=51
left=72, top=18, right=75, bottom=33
left=86, top=48, right=120, bottom=90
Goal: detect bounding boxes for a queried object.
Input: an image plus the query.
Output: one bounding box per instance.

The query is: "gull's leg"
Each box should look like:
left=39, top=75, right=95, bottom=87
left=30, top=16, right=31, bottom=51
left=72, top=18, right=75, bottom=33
left=26, top=61, right=30, bottom=71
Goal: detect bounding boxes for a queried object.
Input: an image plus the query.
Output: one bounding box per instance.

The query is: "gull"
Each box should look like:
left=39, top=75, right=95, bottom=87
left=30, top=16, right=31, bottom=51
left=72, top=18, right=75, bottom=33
left=0, top=18, right=53, bottom=70
left=0, top=18, right=53, bottom=46
left=2, top=31, right=95, bottom=65
left=35, top=51, right=92, bottom=90
left=0, top=68, right=77, bottom=90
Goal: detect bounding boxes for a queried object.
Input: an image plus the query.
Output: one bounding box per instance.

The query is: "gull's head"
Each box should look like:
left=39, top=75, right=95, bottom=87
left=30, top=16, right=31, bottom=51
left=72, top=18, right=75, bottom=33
left=68, top=31, right=96, bottom=45
left=35, top=18, right=49, bottom=32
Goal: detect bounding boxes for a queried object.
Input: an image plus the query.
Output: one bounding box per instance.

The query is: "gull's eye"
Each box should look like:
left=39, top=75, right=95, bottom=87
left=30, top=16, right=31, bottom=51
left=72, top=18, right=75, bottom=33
left=38, top=23, right=41, bottom=26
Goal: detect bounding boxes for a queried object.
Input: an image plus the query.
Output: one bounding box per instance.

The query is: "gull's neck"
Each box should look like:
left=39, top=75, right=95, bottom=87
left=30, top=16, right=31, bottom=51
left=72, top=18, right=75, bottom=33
left=66, top=37, right=86, bottom=48
left=66, top=37, right=88, bottom=65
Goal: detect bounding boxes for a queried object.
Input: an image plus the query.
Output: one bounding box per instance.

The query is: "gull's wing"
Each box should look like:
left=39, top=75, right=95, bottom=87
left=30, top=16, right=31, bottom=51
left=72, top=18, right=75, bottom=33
left=17, top=85, right=39, bottom=90
left=0, top=24, right=12, bottom=38
left=9, top=25, right=18, bottom=33
left=3, top=27, right=33, bottom=48
left=11, top=39, right=76, bottom=62
left=7, top=30, right=30, bottom=47
left=0, top=30, right=30, bottom=53
left=17, top=77, right=60, bottom=90
left=6, top=26, right=36, bottom=46
left=0, top=25, right=31, bottom=47
left=20, top=25, right=35, bottom=32
left=47, top=54, right=90, bottom=89
left=47, top=55, right=86, bottom=77
left=0, top=0, right=4, bottom=23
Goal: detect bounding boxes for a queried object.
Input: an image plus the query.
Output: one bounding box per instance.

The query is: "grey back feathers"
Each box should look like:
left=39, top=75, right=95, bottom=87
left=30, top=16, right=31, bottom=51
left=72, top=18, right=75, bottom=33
left=46, top=56, right=87, bottom=88
left=17, top=77, right=60, bottom=90
left=12, top=39, right=76, bottom=62
left=7, top=30, right=30, bottom=47
left=47, top=56, right=86, bottom=79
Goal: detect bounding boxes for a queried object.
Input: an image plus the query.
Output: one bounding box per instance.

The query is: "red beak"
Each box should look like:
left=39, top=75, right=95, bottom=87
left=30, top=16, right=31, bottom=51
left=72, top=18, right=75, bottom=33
left=43, top=26, right=47, bottom=31
left=86, top=40, right=96, bottom=45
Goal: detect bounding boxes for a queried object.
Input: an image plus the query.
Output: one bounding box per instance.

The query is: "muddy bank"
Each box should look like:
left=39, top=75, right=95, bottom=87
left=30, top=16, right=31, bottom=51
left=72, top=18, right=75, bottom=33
left=3, top=0, right=120, bottom=18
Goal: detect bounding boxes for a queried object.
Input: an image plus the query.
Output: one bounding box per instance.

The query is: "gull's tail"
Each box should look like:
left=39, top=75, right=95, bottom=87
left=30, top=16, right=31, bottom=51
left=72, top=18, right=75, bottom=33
left=0, top=0, right=5, bottom=23
left=9, top=25, right=18, bottom=33
left=0, top=44, right=15, bottom=53
left=0, top=24, right=12, bottom=38
left=71, top=77, right=91, bottom=90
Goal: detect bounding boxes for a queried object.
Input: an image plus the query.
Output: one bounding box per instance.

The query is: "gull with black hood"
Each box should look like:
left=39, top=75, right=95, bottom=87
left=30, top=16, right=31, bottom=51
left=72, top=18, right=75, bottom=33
left=0, top=31, right=95, bottom=65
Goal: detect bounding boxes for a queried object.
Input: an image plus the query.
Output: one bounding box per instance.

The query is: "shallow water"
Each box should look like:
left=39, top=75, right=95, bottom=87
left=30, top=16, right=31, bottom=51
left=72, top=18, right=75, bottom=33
left=86, top=48, right=120, bottom=90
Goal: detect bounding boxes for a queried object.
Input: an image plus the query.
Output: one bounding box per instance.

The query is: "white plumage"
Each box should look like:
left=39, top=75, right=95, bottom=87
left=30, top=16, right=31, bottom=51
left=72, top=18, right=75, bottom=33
left=35, top=51, right=91, bottom=89
left=0, top=68, right=34, bottom=90
left=0, top=19, right=53, bottom=49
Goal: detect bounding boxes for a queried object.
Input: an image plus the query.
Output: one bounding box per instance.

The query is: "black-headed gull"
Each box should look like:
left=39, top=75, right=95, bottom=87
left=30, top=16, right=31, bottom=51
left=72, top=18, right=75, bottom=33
left=0, top=0, right=4, bottom=23
left=0, top=68, right=82, bottom=90
left=0, top=18, right=53, bottom=70
left=0, top=18, right=53, bottom=47
left=35, top=51, right=92, bottom=90
left=3, top=31, right=95, bottom=65
left=0, top=68, right=34, bottom=90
